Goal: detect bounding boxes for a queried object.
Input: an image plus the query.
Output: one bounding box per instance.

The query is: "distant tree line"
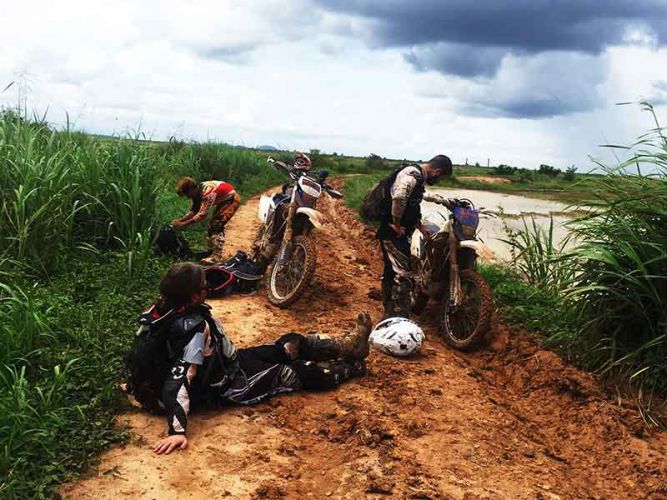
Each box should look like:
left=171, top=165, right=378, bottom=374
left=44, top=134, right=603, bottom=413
left=490, top=163, right=577, bottom=182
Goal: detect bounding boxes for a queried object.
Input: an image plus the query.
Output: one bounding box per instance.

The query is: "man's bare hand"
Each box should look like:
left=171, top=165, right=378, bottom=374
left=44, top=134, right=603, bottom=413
left=154, top=435, right=188, bottom=454
left=389, top=223, right=405, bottom=238
left=172, top=220, right=187, bottom=229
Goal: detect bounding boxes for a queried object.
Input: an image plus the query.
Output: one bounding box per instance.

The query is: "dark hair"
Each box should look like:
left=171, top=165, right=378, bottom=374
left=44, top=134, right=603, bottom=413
left=158, top=262, right=206, bottom=310
left=429, top=155, right=453, bottom=177
left=176, top=177, right=198, bottom=196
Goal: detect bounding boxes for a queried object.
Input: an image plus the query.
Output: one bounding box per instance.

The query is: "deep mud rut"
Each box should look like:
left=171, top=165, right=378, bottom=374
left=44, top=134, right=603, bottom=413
left=63, top=190, right=666, bottom=499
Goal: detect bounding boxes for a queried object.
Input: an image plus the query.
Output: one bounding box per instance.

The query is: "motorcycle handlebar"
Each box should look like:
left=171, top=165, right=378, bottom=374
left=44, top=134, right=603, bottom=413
left=324, top=184, right=343, bottom=199
left=424, top=194, right=474, bottom=210
left=265, top=158, right=343, bottom=198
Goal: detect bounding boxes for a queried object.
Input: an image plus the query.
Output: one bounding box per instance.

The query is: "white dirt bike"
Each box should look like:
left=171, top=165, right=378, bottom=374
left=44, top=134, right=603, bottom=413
left=251, top=156, right=343, bottom=307
left=410, top=195, right=493, bottom=351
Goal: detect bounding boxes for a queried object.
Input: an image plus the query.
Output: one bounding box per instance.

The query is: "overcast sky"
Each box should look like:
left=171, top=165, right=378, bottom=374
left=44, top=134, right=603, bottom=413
left=2, top=0, right=666, bottom=169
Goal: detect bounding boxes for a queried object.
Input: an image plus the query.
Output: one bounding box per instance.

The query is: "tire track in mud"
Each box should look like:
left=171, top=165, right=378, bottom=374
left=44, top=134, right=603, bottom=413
left=63, top=189, right=666, bottom=499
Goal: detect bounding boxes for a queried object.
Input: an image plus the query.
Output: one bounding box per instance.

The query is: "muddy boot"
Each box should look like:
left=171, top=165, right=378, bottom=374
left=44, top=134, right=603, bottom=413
left=335, top=312, right=373, bottom=360
left=301, top=334, right=342, bottom=361
left=393, top=278, right=412, bottom=319
left=294, top=359, right=367, bottom=390
left=201, top=233, right=225, bottom=265
left=321, top=359, right=367, bottom=386
left=302, top=312, right=373, bottom=361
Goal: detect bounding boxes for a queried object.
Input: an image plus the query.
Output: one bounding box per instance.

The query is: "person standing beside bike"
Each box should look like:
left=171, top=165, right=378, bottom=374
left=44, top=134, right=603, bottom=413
left=172, top=177, right=241, bottom=265
left=371, top=155, right=453, bottom=319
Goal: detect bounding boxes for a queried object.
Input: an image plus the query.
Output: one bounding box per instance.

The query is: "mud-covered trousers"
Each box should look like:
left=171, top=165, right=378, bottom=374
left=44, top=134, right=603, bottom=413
left=207, top=192, right=241, bottom=251
left=221, top=333, right=365, bottom=406
left=379, top=225, right=415, bottom=318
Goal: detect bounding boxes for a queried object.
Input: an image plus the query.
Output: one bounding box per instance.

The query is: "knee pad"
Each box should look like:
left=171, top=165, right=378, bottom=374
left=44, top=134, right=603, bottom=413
left=275, top=332, right=307, bottom=361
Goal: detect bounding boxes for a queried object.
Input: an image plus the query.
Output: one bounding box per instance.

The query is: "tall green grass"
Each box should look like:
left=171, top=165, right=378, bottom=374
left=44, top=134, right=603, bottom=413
left=560, top=107, right=666, bottom=399
left=0, top=111, right=162, bottom=276
left=0, top=108, right=293, bottom=497
left=162, top=142, right=285, bottom=198
left=503, top=106, right=666, bottom=414
left=502, top=216, right=573, bottom=294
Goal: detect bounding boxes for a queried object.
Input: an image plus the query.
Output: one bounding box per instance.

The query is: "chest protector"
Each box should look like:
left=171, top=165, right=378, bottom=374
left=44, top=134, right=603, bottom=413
left=360, top=165, right=425, bottom=227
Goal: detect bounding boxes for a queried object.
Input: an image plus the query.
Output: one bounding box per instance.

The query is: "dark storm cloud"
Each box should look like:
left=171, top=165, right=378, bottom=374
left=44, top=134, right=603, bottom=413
left=403, top=43, right=505, bottom=77
left=316, top=0, right=667, bottom=117
left=316, top=0, right=667, bottom=54
left=453, top=51, right=608, bottom=119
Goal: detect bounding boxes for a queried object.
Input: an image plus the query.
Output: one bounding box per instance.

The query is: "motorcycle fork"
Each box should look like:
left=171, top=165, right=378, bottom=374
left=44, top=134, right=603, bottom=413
left=277, top=194, right=299, bottom=265
left=448, top=229, right=462, bottom=307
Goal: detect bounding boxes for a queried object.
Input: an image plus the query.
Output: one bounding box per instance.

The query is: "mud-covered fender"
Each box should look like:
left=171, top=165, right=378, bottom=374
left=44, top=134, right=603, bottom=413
left=258, top=195, right=272, bottom=223
left=296, top=207, right=325, bottom=230
left=459, top=239, right=495, bottom=261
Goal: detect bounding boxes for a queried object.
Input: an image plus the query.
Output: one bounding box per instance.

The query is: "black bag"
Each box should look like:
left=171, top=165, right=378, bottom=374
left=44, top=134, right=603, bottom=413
left=125, top=307, right=176, bottom=413
left=205, top=251, right=263, bottom=296
left=360, top=167, right=405, bottom=222
left=152, top=224, right=192, bottom=258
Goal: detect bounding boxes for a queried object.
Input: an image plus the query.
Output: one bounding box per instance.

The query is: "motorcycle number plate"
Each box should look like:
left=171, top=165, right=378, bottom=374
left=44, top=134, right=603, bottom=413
left=297, top=177, right=322, bottom=207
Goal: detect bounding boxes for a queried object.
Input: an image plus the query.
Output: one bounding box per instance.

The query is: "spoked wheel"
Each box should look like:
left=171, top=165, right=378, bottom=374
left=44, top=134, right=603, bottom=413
left=267, top=235, right=317, bottom=307
left=440, top=269, right=492, bottom=351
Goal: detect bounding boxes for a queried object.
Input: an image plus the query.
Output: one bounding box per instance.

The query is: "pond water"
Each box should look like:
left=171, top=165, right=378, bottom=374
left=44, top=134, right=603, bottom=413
left=423, top=188, right=576, bottom=261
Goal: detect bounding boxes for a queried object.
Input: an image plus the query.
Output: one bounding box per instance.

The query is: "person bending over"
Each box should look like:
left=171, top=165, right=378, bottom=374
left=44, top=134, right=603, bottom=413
left=377, top=155, right=453, bottom=319
left=172, top=177, right=241, bottom=265
left=144, top=262, right=371, bottom=454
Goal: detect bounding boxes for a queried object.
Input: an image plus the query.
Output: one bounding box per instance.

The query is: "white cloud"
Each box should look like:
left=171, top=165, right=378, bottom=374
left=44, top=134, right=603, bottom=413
left=1, top=0, right=665, bottom=171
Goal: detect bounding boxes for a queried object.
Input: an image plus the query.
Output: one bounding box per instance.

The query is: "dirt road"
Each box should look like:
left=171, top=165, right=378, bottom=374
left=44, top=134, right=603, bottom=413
left=63, top=190, right=666, bottom=499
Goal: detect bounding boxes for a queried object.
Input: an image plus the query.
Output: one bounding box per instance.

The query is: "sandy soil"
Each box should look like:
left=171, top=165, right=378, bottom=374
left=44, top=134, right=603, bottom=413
left=62, top=189, right=666, bottom=499
left=458, top=176, right=512, bottom=185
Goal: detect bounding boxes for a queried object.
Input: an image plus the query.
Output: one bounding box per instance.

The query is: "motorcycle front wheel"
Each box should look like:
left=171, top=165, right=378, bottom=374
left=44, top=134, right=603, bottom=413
left=440, top=269, right=492, bottom=351
left=267, top=235, right=317, bottom=307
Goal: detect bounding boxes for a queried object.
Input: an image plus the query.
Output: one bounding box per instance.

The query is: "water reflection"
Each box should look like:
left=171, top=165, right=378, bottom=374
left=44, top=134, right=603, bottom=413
left=423, top=188, right=576, bottom=261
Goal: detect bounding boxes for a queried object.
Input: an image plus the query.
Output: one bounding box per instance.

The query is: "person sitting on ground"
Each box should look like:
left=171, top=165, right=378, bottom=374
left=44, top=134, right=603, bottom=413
left=146, top=262, right=372, bottom=455
left=172, top=177, right=241, bottom=265
left=377, top=155, right=453, bottom=319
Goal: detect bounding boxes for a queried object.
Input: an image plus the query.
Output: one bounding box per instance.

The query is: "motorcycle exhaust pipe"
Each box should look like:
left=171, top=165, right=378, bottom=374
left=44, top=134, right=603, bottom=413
left=277, top=241, right=294, bottom=265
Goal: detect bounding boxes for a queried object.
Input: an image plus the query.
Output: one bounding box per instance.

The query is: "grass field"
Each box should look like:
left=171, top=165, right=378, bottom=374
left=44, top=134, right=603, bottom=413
left=0, top=110, right=286, bottom=498
left=1, top=106, right=665, bottom=497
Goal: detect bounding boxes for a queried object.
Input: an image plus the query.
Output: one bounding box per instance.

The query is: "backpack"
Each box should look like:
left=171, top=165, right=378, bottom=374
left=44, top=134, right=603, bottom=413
left=360, top=166, right=415, bottom=222
left=152, top=224, right=193, bottom=259
left=125, top=306, right=177, bottom=413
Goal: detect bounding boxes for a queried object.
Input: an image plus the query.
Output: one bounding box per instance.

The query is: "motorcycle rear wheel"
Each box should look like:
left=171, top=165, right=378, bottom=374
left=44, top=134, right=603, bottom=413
left=440, top=269, right=492, bottom=351
left=267, top=235, right=317, bottom=307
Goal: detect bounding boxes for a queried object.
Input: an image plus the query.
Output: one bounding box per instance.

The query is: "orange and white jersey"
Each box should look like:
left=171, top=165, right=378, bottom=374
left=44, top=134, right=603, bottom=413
left=201, top=180, right=236, bottom=204
left=190, top=180, right=237, bottom=223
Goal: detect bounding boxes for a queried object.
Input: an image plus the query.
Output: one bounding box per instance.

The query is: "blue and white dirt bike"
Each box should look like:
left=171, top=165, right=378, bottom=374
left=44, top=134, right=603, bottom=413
left=251, top=156, right=343, bottom=307
left=410, top=195, right=493, bottom=351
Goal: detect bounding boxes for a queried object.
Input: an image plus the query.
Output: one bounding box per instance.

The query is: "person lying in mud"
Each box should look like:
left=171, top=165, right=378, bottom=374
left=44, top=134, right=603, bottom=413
left=146, top=262, right=372, bottom=455
left=172, top=177, right=241, bottom=265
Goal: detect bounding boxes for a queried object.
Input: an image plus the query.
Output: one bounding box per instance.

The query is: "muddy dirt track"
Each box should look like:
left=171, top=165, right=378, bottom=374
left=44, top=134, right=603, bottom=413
left=63, top=190, right=666, bottom=499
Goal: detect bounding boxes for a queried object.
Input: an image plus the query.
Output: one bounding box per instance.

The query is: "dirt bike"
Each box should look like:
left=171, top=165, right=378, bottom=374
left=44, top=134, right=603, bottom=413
left=410, top=195, right=493, bottom=350
left=251, top=156, right=343, bottom=307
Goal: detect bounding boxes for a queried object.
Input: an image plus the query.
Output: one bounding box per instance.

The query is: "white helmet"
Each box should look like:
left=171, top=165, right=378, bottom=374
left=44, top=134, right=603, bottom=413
left=369, top=317, right=425, bottom=357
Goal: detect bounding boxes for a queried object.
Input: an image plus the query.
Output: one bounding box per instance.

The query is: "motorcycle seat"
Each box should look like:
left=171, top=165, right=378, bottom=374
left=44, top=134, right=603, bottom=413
left=272, top=193, right=289, bottom=205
